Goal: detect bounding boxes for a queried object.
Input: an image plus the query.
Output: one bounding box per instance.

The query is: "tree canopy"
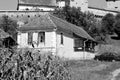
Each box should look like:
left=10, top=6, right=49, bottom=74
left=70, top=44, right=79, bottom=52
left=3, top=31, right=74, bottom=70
left=0, top=15, right=18, bottom=41
left=101, top=13, right=115, bottom=34
left=54, top=6, right=100, bottom=38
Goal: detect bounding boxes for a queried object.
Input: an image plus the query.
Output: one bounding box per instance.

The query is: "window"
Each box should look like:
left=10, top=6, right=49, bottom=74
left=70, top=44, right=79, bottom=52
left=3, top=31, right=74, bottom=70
left=28, top=32, right=33, bottom=45
left=38, top=32, right=45, bottom=44
left=74, top=39, right=84, bottom=47
left=74, top=38, right=84, bottom=51
left=61, top=33, right=63, bottom=45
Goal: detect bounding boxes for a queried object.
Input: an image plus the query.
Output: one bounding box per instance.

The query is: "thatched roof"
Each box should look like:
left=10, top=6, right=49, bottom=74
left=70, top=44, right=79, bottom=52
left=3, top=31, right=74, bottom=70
left=19, top=13, right=95, bottom=41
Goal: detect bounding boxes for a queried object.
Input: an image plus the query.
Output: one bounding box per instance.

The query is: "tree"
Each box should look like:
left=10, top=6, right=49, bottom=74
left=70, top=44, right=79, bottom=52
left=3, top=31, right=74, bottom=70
left=54, top=6, right=99, bottom=38
left=101, top=13, right=115, bottom=35
left=0, top=15, right=18, bottom=41
left=115, top=13, right=120, bottom=21
left=114, top=19, right=120, bottom=38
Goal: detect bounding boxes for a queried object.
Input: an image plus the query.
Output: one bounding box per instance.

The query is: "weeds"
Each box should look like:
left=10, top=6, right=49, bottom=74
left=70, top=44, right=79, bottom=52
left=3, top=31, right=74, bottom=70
left=0, top=48, right=71, bottom=80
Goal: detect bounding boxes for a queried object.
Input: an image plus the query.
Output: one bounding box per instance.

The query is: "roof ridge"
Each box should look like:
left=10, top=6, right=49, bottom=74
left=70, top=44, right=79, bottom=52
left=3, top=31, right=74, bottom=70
left=47, top=13, right=57, bottom=30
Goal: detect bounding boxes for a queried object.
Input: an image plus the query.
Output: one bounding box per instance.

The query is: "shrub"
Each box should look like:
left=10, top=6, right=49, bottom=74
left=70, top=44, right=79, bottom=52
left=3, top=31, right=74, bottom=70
left=96, top=44, right=120, bottom=55
left=0, top=48, right=71, bottom=80
left=94, top=44, right=120, bottom=61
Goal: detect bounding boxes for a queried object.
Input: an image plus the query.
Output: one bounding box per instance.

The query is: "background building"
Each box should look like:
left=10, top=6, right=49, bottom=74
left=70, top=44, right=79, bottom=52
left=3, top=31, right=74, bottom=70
left=106, top=0, right=120, bottom=11
left=17, top=0, right=57, bottom=11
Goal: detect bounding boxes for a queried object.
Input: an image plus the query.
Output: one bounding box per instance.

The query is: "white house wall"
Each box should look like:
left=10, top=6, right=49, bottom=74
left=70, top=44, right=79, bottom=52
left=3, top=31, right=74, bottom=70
left=56, top=32, right=74, bottom=58
left=18, top=5, right=55, bottom=11
left=57, top=1, right=65, bottom=8
left=17, top=31, right=56, bottom=53
left=70, top=0, right=88, bottom=12
left=107, top=1, right=120, bottom=11
left=17, top=33, right=28, bottom=48
left=56, top=31, right=95, bottom=60
left=88, top=8, right=117, bottom=17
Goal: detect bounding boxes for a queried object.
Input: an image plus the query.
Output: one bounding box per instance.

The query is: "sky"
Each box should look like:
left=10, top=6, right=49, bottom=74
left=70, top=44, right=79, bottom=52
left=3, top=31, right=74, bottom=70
left=0, top=0, right=17, bottom=10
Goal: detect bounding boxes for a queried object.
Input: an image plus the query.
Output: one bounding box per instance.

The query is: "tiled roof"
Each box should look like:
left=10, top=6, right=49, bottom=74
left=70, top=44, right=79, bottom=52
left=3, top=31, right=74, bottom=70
left=19, top=0, right=56, bottom=6
left=19, top=14, right=55, bottom=31
left=19, top=13, right=94, bottom=41
left=49, top=14, right=95, bottom=41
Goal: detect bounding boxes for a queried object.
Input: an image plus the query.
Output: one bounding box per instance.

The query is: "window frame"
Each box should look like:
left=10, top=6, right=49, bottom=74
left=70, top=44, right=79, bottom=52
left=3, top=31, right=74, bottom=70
left=60, top=33, right=64, bottom=45
left=38, top=32, right=45, bottom=44
left=74, top=38, right=84, bottom=51
left=28, top=32, right=33, bottom=45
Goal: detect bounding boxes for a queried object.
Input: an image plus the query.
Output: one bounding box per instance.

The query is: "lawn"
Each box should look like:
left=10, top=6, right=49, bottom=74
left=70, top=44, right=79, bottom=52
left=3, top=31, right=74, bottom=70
left=64, top=60, right=120, bottom=80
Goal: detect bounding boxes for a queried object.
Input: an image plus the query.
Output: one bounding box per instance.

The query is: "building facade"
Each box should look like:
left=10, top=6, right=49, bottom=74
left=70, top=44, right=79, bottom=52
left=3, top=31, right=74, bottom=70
left=17, top=0, right=57, bottom=11
left=107, top=0, right=120, bottom=11
left=70, top=0, right=88, bottom=12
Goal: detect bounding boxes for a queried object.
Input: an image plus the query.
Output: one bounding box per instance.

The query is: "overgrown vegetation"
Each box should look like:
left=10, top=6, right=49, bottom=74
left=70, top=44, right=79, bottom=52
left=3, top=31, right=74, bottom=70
left=0, top=48, right=71, bottom=80
left=0, top=15, right=18, bottom=41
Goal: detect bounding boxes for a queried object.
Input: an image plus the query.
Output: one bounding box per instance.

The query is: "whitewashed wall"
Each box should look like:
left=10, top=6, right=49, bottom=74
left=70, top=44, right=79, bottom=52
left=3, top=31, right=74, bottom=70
left=57, top=1, right=65, bottom=8
left=56, top=31, right=95, bottom=60
left=88, top=8, right=117, bottom=17
left=17, top=32, right=28, bottom=48
left=18, top=5, right=55, bottom=11
left=17, top=31, right=56, bottom=53
left=107, top=1, right=120, bottom=11
left=70, top=0, right=88, bottom=12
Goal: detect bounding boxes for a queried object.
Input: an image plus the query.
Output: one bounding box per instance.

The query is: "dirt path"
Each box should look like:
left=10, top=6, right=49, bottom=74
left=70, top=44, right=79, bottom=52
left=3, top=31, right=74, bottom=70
left=110, top=68, right=120, bottom=80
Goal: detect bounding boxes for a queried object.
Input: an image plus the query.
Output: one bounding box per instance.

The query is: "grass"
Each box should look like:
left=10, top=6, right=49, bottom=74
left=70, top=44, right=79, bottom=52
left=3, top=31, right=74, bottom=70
left=65, top=60, right=120, bottom=80
left=1, top=48, right=120, bottom=80
left=116, top=73, right=120, bottom=80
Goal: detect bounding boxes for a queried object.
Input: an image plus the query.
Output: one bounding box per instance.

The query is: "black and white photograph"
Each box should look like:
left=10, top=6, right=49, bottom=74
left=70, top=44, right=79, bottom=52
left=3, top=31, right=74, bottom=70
left=0, top=0, right=120, bottom=80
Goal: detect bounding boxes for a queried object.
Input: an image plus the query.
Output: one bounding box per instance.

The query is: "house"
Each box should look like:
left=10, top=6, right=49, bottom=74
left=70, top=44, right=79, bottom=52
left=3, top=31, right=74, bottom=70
left=87, top=0, right=120, bottom=19
left=56, top=0, right=88, bottom=12
left=0, top=10, right=96, bottom=59
left=88, top=7, right=118, bottom=19
left=69, top=0, right=88, bottom=12
left=106, top=0, right=120, bottom=11
left=13, top=11, right=96, bottom=60
left=17, top=0, right=57, bottom=11
left=56, top=0, right=66, bottom=8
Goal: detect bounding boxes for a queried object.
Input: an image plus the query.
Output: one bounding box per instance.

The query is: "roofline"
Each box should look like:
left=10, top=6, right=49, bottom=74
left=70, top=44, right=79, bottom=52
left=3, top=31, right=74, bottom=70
left=18, top=3, right=57, bottom=8
left=88, top=6, right=120, bottom=13
left=0, top=10, right=53, bottom=13
left=49, top=14, right=95, bottom=41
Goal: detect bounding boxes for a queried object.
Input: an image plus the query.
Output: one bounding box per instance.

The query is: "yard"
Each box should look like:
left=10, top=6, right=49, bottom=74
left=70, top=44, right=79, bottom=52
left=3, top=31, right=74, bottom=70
left=65, top=60, right=120, bottom=80
left=1, top=48, right=120, bottom=80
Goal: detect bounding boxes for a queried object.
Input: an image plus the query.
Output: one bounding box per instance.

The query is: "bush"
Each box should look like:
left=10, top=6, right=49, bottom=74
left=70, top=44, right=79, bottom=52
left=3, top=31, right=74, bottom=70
left=96, top=44, right=120, bottom=55
left=94, top=44, right=120, bottom=61
left=0, top=48, right=71, bottom=80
